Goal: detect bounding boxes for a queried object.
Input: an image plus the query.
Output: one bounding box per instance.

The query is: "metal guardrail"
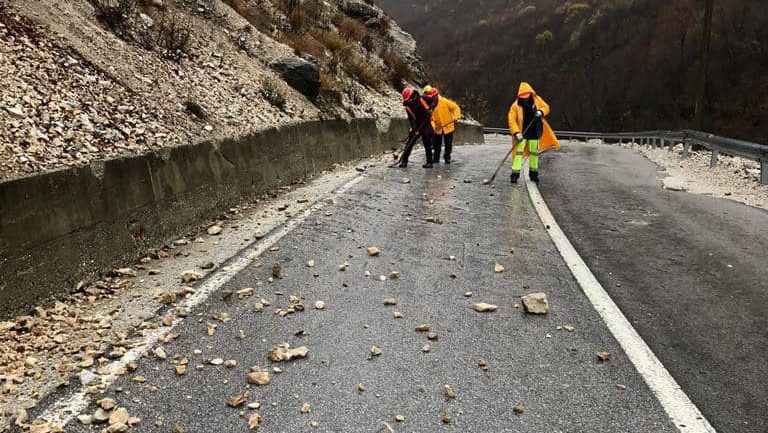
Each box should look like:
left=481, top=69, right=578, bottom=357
left=483, top=127, right=768, bottom=185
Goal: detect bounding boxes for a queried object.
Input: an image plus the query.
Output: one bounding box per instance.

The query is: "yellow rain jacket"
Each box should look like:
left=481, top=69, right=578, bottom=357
left=507, top=82, right=559, bottom=155
left=432, top=96, right=461, bottom=135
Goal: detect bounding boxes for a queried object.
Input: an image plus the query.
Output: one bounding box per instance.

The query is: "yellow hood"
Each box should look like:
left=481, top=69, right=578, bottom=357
left=517, top=82, right=536, bottom=97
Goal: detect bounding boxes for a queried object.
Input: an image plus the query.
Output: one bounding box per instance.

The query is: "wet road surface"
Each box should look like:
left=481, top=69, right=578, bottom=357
left=539, top=141, right=768, bottom=433
left=29, top=143, right=679, bottom=432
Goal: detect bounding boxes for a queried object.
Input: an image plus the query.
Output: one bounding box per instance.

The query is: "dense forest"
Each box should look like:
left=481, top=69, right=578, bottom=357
left=378, top=0, right=768, bottom=142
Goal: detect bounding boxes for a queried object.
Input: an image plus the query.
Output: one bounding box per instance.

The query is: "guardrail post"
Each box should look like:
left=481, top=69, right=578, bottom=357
left=682, top=139, right=691, bottom=158
left=761, top=158, right=768, bottom=185
left=710, top=150, right=719, bottom=168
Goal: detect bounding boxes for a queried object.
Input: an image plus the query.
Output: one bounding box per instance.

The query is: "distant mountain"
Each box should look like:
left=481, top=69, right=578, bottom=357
left=378, top=0, right=768, bottom=142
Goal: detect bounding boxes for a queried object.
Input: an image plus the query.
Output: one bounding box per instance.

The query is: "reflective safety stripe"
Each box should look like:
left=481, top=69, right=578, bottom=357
left=512, top=139, right=540, bottom=171
left=529, top=139, right=540, bottom=170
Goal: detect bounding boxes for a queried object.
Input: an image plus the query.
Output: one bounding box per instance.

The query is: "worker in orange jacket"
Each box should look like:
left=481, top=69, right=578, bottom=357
left=424, top=87, right=461, bottom=164
left=507, top=82, right=559, bottom=183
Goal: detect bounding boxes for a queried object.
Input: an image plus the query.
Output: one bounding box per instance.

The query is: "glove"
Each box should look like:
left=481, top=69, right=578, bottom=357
left=535, top=110, right=543, bottom=118
left=514, top=132, right=523, bottom=142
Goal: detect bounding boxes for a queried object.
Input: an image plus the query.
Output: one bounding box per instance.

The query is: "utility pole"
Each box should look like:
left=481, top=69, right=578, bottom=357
left=694, top=0, right=714, bottom=131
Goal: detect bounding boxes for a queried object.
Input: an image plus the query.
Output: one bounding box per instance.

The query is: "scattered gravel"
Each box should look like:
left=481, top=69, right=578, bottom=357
left=615, top=141, right=768, bottom=211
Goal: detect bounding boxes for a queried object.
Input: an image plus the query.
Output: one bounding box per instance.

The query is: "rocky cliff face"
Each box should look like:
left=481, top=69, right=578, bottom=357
left=0, top=0, right=424, bottom=180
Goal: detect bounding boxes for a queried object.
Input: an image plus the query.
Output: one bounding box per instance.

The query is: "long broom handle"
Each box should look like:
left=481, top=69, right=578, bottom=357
left=488, top=147, right=514, bottom=182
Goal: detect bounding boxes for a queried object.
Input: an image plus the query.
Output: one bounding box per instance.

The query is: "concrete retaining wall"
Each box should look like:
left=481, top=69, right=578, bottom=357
left=0, top=118, right=483, bottom=316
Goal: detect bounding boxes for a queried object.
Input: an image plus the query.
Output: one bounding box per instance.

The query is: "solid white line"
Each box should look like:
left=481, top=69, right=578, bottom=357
left=39, top=174, right=366, bottom=428
left=526, top=177, right=717, bottom=433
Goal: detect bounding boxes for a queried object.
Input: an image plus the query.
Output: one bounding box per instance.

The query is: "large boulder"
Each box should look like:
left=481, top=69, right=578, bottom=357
left=272, top=57, right=320, bottom=101
left=342, top=1, right=380, bottom=20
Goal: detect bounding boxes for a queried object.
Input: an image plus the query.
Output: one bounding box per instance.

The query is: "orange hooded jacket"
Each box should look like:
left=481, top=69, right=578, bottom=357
left=431, top=96, right=461, bottom=135
left=507, top=82, right=559, bottom=155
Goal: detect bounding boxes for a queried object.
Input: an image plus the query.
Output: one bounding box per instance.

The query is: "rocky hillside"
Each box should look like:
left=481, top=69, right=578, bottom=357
left=0, top=0, right=424, bottom=180
left=378, top=0, right=768, bottom=142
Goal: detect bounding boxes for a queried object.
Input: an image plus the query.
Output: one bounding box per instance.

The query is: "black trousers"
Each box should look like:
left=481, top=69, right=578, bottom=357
left=433, top=133, right=454, bottom=162
left=401, top=132, right=434, bottom=164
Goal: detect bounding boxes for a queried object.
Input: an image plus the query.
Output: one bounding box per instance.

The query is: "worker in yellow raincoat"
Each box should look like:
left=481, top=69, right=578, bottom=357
left=507, top=82, right=559, bottom=183
left=423, top=87, right=461, bottom=164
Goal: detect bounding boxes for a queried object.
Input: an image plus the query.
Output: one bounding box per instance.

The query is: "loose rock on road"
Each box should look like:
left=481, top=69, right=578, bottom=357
left=21, top=144, right=678, bottom=433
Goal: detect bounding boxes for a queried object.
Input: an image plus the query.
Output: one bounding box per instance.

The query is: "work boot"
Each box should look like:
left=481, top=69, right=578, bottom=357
left=529, top=170, right=539, bottom=183
left=398, top=162, right=407, bottom=168
left=422, top=163, right=434, bottom=168
left=510, top=172, right=520, bottom=184
left=444, top=158, right=451, bottom=164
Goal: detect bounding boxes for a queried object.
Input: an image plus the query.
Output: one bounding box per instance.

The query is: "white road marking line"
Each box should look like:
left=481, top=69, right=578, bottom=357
left=39, top=174, right=366, bottom=428
left=526, top=177, right=717, bottom=433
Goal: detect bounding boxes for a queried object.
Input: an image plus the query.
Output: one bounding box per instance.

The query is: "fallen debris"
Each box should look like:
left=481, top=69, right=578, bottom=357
left=227, top=395, right=247, bottom=408
left=473, top=302, right=498, bottom=312
left=383, top=298, right=397, bottom=306
left=424, top=216, right=445, bottom=224
left=415, top=324, right=431, bottom=332
left=494, top=263, right=505, bottom=273
left=441, top=412, right=452, bottom=424
left=367, top=246, right=381, bottom=256
left=113, top=268, right=137, bottom=278
left=596, top=351, right=611, bottom=362
left=181, top=270, right=203, bottom=283
left=513, top=402, right=525, bottom=416
left=443, top=384, right=456, bottom=399
left=300, top=403, right=312, bottom=414
left=247, top=413, right=263, bottom=430
left=267, top=344, right=310, bottom=362
left=314, top=301, right=326, bottom=310
left=521, top=293, right=549, bottom=314
left=207, top=225, right=223, bottom=236
left=109, top=407, right=129, bottom=426
left=97, top=398, right=116, bottom=410
left=272, top=263, right=284, bottom=279
left=247, top=368, right=271, bottom=386
left=237, top=288, right=254, bottom=299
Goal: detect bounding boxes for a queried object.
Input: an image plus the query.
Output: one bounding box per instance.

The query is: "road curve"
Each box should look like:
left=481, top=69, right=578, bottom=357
left=25, top=143, right=676, bottom=433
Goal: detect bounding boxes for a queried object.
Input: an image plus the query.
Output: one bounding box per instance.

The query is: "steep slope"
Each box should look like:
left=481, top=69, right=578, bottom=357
left=0, top=0, right=424, bottom=180
left=378, top=0, right=768, bottom=142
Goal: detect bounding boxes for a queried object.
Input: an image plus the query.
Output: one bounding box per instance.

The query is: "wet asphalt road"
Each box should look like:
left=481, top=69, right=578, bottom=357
left=51, top=143, right=679, bottom=432
left=539, top=142, right=768, bottom=433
